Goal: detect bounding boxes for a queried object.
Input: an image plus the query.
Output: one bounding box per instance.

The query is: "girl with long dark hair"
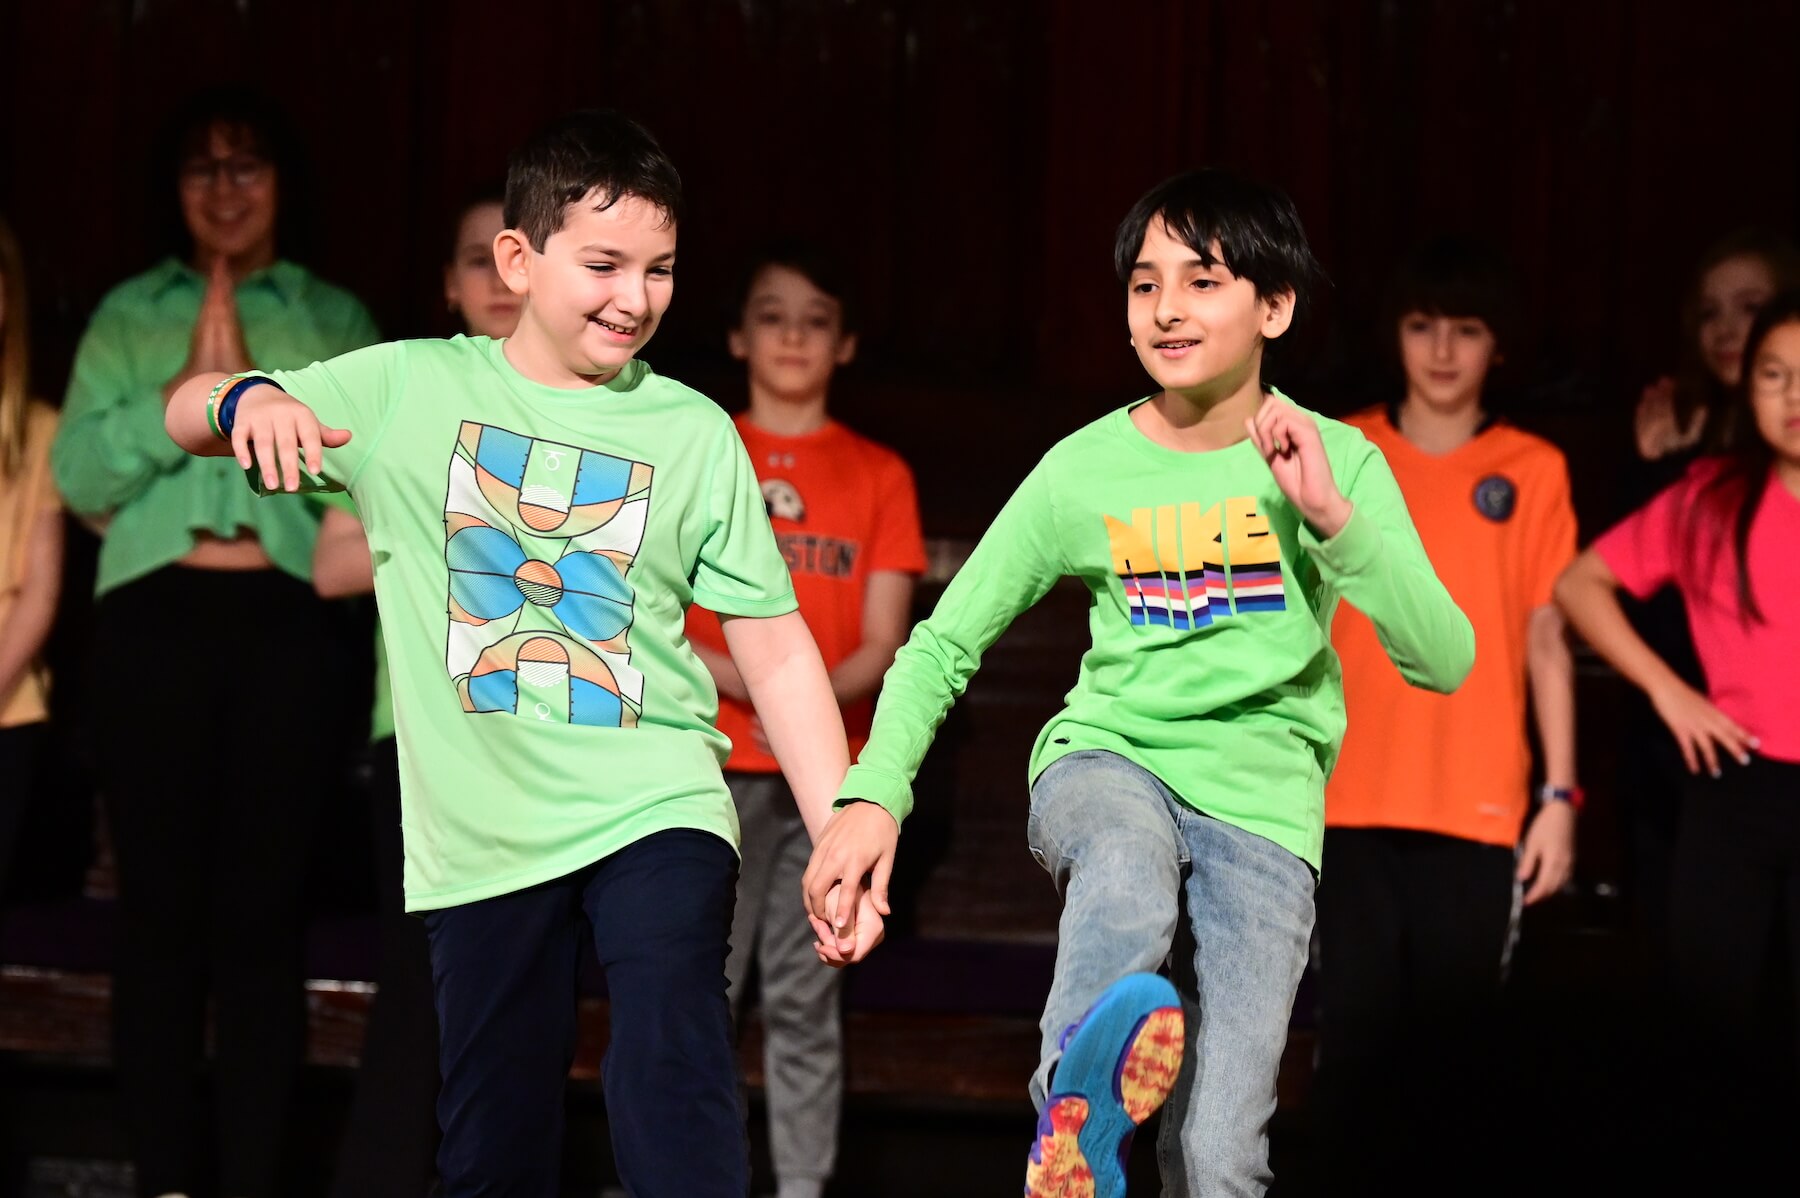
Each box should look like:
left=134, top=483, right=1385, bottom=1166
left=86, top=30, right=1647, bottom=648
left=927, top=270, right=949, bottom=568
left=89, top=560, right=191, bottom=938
left=1559, top=290, right=1800, bottom=1162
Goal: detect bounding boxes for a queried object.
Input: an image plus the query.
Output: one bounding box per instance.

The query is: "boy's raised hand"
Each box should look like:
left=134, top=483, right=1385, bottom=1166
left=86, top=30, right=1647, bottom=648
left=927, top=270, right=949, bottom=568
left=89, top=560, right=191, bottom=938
left=1245, top=393, right=1353, bottom=539
left=801, top=799, right=899, bottom=961
left=231, top=384, right=352, bottom=493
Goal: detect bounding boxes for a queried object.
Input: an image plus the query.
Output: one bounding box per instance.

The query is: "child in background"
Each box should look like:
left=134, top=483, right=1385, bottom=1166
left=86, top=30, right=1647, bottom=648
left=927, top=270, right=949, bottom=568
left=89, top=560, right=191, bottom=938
left=805, top=169, right=1474, bottom=1197
left=163, top=110, right=897, bottom=1198
left=686, top=241, right=925, bottom=1198
left=1634, top=230, right=1800, bottom=463
left=1311, top=236, right=1579, bottom=1192
left=52, top=89, right=378, bottom=1198
left=0, top=214, right=63, bottom=896
left=317, top=185, right=515, bottom=1198
left=1619, top=230, right=1800, bottom=964
left=1558, top=292, right=1800, bottom=1173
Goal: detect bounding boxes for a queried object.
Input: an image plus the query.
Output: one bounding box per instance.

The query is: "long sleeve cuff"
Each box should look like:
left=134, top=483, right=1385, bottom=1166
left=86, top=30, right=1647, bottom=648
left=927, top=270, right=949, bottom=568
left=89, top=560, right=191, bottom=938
left=1298, top=503, right=1380, bottom=579
left=836, top=764, right=914, bottom=829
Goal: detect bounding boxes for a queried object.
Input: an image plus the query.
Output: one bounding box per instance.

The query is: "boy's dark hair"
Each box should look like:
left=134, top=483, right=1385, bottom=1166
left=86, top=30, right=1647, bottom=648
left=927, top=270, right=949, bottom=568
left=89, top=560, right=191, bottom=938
left=1112, top=169, right=1323, bottom=312
left=153, top=87, right=310, bottom=260
left=446, top=181, right=506, bottom=263
left=1383, top=234, right=1519, bottom=354
left=734, top=238, right=859, bottom=334
left=505, top=110, right=682, bottom=251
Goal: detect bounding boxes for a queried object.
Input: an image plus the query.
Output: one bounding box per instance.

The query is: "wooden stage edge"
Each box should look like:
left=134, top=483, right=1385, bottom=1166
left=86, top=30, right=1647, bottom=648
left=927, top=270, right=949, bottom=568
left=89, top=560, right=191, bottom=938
left=0, top=965, right=1316, bottom=1109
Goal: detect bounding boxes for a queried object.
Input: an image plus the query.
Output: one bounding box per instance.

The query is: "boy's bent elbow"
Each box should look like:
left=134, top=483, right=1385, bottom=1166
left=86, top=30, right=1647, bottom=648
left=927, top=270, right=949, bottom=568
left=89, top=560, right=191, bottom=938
left=1407, top=614, right=1476, bottom=695
left=164, top=388, right=201, bottom=453
left=1440, top=622, right=1477, bottom=693
left=164, top=372, right=229, bottom=456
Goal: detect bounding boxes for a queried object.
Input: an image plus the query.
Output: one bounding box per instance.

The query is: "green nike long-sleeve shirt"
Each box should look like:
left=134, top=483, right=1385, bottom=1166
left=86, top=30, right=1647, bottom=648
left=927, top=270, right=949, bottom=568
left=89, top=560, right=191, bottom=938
left=838, top=399, right=1475, bottom=870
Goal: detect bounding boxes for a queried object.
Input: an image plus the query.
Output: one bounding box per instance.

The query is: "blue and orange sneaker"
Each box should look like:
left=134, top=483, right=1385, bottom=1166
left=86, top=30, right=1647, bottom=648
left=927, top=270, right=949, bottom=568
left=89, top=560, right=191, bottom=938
left=1024, top=972, right=1185, bottom=1198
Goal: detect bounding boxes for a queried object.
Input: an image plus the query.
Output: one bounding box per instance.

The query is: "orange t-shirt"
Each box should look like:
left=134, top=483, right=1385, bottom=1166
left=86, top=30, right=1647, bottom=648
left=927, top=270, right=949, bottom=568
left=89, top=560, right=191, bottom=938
left=1326, top=407, right=1576, bottom=846
left=0, top=401, right=62, bottom=728
left=685, top=416, right=927, bottom=773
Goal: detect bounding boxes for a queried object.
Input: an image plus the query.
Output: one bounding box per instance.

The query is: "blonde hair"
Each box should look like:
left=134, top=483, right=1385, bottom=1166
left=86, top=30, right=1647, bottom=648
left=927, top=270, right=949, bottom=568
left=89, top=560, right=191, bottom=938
left=0, top=214, right=28, bottom=480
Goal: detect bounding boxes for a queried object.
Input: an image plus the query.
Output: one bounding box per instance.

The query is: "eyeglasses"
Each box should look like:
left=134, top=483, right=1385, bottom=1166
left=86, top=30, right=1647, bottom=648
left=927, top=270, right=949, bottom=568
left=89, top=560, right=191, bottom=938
left=179, top=155, right=271, bottom=190
left=1750, top=362, right=1800, bottom=397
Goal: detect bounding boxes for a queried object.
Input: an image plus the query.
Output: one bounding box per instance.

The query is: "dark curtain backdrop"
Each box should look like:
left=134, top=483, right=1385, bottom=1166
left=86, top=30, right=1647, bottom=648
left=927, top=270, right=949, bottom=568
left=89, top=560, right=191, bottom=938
left=3, top=0, right=1796, bottom=533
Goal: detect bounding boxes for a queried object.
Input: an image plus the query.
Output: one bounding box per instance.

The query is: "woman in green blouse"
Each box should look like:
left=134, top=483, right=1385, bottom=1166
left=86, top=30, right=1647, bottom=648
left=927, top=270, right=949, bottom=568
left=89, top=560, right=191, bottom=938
left=51, top=89, right=377, bottom=1198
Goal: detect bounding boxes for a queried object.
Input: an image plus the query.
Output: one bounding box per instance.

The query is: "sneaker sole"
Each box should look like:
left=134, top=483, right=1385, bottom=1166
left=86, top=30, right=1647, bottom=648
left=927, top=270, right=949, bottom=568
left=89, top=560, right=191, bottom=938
left=1025, top=974, right=1185, bottom=1198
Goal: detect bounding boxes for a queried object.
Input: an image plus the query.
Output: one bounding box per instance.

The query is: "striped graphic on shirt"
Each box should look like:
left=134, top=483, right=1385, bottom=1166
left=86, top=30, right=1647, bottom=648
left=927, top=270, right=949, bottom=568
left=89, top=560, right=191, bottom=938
left=1104, top=497, right=1286, bottom=628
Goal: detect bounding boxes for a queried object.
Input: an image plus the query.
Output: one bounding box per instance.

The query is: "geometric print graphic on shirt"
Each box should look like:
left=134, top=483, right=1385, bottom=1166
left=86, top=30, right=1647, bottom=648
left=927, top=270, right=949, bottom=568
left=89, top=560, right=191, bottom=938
left=1104, top=495, right=1286, bottom=629
left=444, top=420, right=655, bottom=728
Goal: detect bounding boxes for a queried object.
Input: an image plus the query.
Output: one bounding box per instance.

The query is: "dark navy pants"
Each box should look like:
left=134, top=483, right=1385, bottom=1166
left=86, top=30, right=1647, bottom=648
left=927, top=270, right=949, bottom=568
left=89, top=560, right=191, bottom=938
left=423, top=828, right=747, bottom=1197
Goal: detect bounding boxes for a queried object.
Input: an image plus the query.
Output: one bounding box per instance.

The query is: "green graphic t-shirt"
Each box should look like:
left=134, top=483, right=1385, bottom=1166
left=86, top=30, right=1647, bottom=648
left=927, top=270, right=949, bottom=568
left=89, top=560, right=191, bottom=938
left=840, top=399, right=1475, bottom=871
left=261, top=336, right=795, bottom=910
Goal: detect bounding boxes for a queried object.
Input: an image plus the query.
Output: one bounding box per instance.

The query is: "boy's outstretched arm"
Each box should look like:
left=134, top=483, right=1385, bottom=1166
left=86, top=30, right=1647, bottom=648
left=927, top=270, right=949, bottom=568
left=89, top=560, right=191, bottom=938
left=804, top=464, right=1064, bottom=935
left=1247, top=394, right=1475, bottom=693
left=165, top=371, right=351, bottom=491
left=721, top=609, right=893, bottom=964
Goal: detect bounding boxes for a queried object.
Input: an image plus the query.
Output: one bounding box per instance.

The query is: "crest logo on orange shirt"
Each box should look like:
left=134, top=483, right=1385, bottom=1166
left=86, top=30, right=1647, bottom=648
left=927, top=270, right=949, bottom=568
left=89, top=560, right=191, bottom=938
left=1473, top=474, right=1517, bottom=522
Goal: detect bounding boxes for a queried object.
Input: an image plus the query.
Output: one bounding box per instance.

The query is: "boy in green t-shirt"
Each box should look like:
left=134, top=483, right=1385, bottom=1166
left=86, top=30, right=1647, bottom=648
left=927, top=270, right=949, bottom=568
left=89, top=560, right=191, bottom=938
left=805, top=170, right=1475, bottom=1196
left=164, top=110, right=897, bottom=1198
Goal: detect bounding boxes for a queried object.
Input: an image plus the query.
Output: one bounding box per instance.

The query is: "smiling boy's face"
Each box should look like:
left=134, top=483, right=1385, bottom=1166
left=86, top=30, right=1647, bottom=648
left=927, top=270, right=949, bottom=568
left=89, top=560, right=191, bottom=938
left=510, top=190, right=676, bottom=379
left=1125, top=219, right=1290, bottom=398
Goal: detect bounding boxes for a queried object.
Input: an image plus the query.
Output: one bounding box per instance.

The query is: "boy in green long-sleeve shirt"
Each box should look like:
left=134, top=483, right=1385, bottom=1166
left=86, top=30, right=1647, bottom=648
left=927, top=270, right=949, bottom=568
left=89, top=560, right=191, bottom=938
left=804, top=170, right=1474, bottom=1197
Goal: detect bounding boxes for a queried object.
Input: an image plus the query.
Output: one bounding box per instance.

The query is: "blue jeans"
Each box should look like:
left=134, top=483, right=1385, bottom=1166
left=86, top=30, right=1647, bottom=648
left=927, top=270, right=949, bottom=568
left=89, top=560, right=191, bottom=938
left=423, top=828, right=746, bottom=1198
left=1027, top=751, right=1316, bottom=1198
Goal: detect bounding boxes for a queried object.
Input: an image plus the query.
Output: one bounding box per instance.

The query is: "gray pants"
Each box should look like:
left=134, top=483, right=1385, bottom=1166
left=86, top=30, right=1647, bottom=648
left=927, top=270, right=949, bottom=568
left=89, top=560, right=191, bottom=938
left=723, top=772, right=843, bottom=1188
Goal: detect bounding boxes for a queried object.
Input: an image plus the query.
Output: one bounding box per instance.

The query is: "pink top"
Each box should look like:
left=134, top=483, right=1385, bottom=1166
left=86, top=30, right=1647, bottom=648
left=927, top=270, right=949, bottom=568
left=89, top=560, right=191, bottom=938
left=1593, top=459, right=1800, bottom=763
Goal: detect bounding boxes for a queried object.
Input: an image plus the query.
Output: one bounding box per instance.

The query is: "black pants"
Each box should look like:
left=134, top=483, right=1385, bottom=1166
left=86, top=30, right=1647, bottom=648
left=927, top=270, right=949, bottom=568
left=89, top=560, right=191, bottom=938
left=1667, top=755, right=1800, bottom=1166
left=1310, top=827, right=1518, bottom=1195
left=0, top=721, right=46, bottom=898
left=422, top=828, right=745, bottom=1198
left=1619, top=695, right=1687, bottom=975
left=96, top=566, right=347, bottom=1198
left=330, top=736, right=439, bottom=1198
